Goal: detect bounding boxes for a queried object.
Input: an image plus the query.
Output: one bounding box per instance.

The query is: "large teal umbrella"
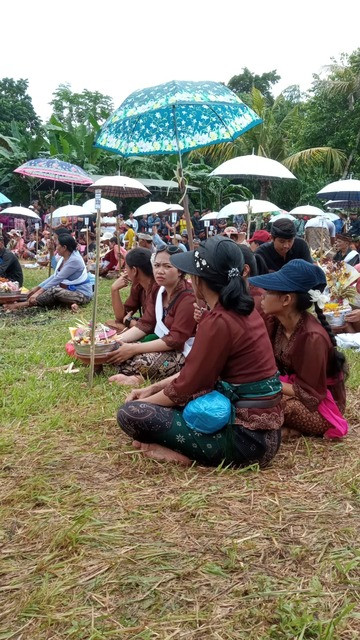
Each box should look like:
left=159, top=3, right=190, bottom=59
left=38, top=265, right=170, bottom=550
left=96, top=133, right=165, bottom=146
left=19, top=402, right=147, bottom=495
left=95, top=80, right=261, bottom=246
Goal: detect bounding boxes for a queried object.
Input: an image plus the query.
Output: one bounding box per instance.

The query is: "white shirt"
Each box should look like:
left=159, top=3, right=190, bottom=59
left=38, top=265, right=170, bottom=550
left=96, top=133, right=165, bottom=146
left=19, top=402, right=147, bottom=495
left=305, top=216, right=336, bottom=237
left=100, top=216, right=117, bottom=234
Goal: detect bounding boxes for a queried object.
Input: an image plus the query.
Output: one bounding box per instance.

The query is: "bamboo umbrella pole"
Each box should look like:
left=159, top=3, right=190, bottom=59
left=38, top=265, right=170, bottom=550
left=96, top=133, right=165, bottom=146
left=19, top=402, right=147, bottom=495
left=89, top=189, right=102, bottom=388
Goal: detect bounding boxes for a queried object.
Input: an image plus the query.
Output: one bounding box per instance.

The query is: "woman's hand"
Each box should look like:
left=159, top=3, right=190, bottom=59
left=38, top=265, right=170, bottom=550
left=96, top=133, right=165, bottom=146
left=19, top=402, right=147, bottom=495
left=346, top=309, right=360, bottom=323
left=107, top=342, right=138, bottom=364
left=125, top=384, right=160, bottom=402
left=193, top=302, right=206, bottom=324
left=111, top=274, right=129, bottom=292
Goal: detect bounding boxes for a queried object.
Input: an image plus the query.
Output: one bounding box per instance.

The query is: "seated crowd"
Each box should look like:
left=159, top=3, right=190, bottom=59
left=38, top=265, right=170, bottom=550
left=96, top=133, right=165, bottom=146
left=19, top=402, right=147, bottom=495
left=1, top=205, right=360, bottom=470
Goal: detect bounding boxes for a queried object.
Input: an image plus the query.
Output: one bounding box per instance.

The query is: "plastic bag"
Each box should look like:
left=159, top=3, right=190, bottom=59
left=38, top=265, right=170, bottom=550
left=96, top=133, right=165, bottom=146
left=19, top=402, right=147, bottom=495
left=183, top=391, right=231, bottom=434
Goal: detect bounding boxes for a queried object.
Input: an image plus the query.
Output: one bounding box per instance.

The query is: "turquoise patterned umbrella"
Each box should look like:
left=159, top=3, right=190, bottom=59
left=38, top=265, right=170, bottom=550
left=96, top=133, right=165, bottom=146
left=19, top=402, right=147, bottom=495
left=95, top=80, right=261, bottom=156
left=95, top=80, right=261, bottom=248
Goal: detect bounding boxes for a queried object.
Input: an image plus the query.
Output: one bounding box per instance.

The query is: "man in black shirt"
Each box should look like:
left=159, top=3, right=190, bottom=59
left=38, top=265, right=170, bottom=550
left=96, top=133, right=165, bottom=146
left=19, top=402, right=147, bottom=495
left=0, top=236, right=24, bottom=286
left=191, top=210, right=204, bottom=236
left=255, top=218, right=312, bottom=272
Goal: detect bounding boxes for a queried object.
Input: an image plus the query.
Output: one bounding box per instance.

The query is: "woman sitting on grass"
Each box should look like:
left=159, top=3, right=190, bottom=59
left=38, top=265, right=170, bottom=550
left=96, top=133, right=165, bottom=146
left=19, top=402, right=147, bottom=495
left=5, top=235, right=93, bottom=312
left=107, top=245, right=196, bottom=386
left=107, top=248, right=155, bottom=331
left=249, top=259, right=348, bottom=439
left=117, top=236, right=283, bottom=467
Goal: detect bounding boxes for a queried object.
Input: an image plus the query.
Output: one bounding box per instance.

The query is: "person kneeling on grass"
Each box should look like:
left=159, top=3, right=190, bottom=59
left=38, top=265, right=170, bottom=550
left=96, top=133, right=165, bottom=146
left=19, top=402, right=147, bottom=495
left=116, top=236, right=283, bottom=467
left=248, top=259, right=348, bottom=439
left=5, top=235, right=93, bottom=313
left=107, top=245, right=196, bottom=386
left=107, top=248, right=155, bottom=332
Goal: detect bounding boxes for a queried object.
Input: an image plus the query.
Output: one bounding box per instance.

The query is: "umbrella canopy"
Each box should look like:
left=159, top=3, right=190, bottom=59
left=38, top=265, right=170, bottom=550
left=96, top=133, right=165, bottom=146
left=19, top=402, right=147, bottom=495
left=290, top=205, right=325, bottom=217
left=95, top=80, right=261, bottom=157
left=211, top=155, right=296, bottom=180
left=82, top=198, right=117, bottom=215
left=317, top=179, right=360, bottom=202
left=269, top=213, right=296, bottom=222
left=201, top=211, right=220, bottom=221
left=325, top=199, right=359, bottom=209
left=0, top=191, right=11, bottom=205
left=52, top=205, right=86, bottom=220
left=87, top=176, right=150, bottom=198
left=322, top=212, right=340, bottom=222
left=14, top=158, right=93, bottom=185
left=133, top=202, right=184, bottom=217
left=0, top=206, right=40, bottom=220
left=219, top=199, right=280, bottom=218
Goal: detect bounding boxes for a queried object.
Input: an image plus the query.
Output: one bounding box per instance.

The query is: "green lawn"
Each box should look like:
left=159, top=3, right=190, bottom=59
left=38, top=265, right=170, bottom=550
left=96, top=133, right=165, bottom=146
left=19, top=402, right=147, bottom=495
left=1, top=270, right=359, bottom=639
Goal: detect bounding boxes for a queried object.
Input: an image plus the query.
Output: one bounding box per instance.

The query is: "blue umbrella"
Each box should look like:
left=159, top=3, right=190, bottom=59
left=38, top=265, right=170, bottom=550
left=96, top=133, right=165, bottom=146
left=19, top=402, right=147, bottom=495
left=95, top=80, right=261, bottom=157
left=0, top=191, right=11, bottom=205
left=95, top=80, right=261, bottom=246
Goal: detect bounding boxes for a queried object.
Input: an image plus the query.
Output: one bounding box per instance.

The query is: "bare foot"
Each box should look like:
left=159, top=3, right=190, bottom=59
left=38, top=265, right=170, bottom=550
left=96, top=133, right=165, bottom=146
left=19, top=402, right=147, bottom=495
left=71, top=303, right=79, bottom=313
left=3, top=301, right=29, bottom=311
left=108, top=373, right=142, bottom=386
left=281, top=427, right=302, bottom=440
left=132, top=441, right=192, bottom=466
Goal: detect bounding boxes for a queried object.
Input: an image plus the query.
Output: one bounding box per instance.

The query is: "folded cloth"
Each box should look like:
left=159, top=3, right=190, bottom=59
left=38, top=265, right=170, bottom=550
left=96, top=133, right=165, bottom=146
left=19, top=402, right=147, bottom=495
left=335, top=332, right=360, bottom=351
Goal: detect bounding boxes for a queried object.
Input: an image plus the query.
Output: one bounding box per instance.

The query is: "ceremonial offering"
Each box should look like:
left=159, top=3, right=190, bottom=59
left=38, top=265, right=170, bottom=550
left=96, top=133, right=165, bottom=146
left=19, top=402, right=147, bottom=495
left=69, top=321, right=118, bottom=358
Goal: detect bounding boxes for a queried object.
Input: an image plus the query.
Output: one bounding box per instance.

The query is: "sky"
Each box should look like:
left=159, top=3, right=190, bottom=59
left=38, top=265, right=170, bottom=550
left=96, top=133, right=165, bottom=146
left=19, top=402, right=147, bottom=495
left=2, top=0, right=360, bottom=121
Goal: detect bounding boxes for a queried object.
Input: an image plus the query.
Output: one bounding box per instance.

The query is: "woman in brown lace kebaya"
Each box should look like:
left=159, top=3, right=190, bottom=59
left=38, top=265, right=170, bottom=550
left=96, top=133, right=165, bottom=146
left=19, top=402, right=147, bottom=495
left=117, top=237, right=283, bottom=467
left=249, top=260, right=348, bottom=438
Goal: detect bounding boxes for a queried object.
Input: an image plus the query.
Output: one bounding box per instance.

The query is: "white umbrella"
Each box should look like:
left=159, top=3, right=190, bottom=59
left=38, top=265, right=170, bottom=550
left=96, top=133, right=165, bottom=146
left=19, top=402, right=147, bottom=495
left=290, top=205, right=325, bottom=217
left=317, top=179, right=360, bottom=202
left=322, top=212, right=340, bottom=222
left=133, top=202, right=183, bottom=217
left=82, top=198, right=116, bottom=215
left=201, top=211, right=220, bottom=221
left=87, top=175, right=151, bottom=199
left=211, top=155, right=296, bottom=180
left=269, top=213, right=296, bottom=222
left=219, top=199, right=280, bottom=218
left=0, top=206, right=40, bottom=220
left=52, top=205, right=85, bottom=219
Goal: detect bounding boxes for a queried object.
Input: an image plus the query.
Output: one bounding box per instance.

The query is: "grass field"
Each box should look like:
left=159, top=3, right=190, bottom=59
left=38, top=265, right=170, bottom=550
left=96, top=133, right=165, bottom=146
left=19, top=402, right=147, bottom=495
left=1, top=270, right=360, bottom=640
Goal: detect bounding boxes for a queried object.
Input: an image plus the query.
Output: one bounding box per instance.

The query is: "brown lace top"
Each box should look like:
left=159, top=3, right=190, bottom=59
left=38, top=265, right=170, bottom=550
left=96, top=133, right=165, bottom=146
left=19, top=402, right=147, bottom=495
left=268, top=313, right=346, bottom=412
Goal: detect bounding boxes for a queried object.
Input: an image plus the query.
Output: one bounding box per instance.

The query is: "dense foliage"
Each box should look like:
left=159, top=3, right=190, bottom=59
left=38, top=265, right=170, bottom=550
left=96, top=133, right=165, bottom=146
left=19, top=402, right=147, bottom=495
left=0, top=50, right=359, bottom=210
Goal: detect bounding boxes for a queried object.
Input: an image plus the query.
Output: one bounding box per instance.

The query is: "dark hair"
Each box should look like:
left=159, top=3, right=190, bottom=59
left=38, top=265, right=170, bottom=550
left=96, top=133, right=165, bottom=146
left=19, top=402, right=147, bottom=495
left=155, top=245, right=183, bottom=256
left=55, top=226, right=70, bottom=237
left=294, top=288, right=347, bottom=378
left=254, top=253, right=269, bottom=275
left=125, top=247, right=153, bottom=277
left=58, top=234, right=77, bottom=252
left=110, top=236, right=117, bottom=244
left=201, top=241, right=254, bottom=316
left=239, top=245, right=257, bottom=277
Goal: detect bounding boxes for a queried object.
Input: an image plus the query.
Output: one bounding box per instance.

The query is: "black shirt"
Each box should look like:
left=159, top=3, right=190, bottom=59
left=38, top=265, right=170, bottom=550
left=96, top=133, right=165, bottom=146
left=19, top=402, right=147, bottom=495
left=0, top=247, right=24, bottom=286
left=333, top=249, right=360, bottom=267
left=255, top=237, right=313, bottom=272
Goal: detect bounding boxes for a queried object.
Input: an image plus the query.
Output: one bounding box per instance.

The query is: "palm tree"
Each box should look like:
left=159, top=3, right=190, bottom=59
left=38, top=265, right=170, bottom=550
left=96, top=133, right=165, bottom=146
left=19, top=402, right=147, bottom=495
left=322, top=49, right=360, bottom=178
left=191, top=88, right=345, bottom=199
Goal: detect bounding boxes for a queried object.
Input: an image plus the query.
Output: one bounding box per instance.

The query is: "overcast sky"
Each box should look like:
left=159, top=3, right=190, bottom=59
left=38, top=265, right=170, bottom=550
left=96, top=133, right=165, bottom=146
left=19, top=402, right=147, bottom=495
left=3, top=0, right=360, bottom=121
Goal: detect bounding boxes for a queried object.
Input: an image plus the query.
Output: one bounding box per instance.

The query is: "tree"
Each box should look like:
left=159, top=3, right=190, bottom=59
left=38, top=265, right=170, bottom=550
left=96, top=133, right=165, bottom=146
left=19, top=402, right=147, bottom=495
left=227, top=68, right=280, bottom=103
left=50, top=83, right=114, bottom=129
left=0, top=78, right=40, bottom=136
left=192, top=87, right=345, bottom=203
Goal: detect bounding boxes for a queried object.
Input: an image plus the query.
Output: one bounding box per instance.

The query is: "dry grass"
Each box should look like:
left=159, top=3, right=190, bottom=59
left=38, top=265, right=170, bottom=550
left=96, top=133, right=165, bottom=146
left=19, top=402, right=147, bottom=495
left=0, top=271, right=359, bottom=639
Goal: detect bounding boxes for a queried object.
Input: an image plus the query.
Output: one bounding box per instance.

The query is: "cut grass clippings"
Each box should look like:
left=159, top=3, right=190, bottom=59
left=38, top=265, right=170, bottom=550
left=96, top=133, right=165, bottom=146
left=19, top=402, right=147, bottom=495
left=0, top=269, right=359, bottom=639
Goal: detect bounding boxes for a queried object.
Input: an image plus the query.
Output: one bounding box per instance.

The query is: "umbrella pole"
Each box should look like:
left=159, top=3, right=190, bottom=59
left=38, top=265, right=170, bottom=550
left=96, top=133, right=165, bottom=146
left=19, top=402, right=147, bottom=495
left=48, top=186, right=55, bottom=276
left=89, top=190, right=102, bottom=388
left=117, top=213, right=122, bottom=271
left=172, top=105, right=194, bottom=250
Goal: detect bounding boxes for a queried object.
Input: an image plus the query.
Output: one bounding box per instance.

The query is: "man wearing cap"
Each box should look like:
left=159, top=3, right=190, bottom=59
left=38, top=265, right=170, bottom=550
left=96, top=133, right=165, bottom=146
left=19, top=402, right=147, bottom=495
left=348, top=213, right=360, bottom=239
left=248, top=230, right=271, bottom=252
left=181, top=230, right=190, bottom=251
left=255, top=218, right=312, bottom=271
left=0, top=235, right=23, bottom=286
left=333, top=233, right=360, bottom=266
left=137, top=233, right=155, bottom=252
